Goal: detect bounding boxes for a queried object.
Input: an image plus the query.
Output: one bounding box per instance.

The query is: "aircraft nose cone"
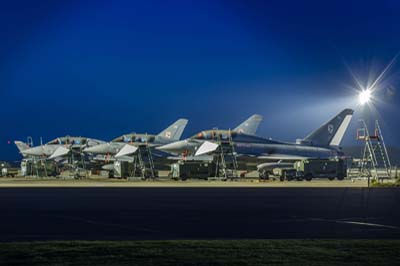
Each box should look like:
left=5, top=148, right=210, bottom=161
left=157, top=140, right=186, bottom=153
left=21, top=147, right=42, bottom=156
left=157, top=140, right=196, bottom=154
left=83, top=143, right=109, bottom=154
left=102, top=164, right=114, bottom=171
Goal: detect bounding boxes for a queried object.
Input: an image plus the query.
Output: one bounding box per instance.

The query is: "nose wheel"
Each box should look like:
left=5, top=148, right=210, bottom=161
left=258, top=170, right=269, bottom=180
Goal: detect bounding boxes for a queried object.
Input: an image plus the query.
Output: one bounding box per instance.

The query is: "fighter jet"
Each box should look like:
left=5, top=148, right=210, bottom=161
left=157, top=109, right=354, bottom=177
left=15, top=136, right=104, bottom=160
left=83, top=118, right=188, bottom=159
left=156, top=114, right=263, bottom=155
left=156, top=114, right=263, bottom=161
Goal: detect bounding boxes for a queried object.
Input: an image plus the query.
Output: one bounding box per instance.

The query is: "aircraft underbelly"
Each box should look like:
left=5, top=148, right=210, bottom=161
left=235, top=142, right=335, bottom=160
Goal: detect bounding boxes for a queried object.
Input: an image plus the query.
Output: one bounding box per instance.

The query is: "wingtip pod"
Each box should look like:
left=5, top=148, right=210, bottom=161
left=234, top=114, right=264, bottom=135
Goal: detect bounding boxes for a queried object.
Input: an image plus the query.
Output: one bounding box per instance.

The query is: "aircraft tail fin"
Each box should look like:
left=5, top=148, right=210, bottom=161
left=303, top=108, right=354, bottom=147
left=157, top=118, right=188, bottom=142
left=14, top=141, right=30, bottom=153
left=234, top=114, right=263, bottom=135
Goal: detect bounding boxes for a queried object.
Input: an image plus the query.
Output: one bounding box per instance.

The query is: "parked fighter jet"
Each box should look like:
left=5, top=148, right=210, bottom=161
left=157, top=109, right=354, bottom=176
left=83, top=118, right=188, bottom=159
left=15, top=136, right=104, bottom=159
left=157, top=114, right=264, bottom=154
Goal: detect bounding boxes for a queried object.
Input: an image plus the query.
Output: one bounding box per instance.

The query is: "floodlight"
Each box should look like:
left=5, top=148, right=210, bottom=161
left=359, top=89, right=371, bottom=105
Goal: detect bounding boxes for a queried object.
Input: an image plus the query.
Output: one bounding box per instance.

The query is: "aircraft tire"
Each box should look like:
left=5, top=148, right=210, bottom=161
left=180, top=173, right=188, bottom=181
left=305, top=174, right=312, bottom=181
left=259, top=171, right=269, bottom=180
left=337, top=174, right=345, bottom=181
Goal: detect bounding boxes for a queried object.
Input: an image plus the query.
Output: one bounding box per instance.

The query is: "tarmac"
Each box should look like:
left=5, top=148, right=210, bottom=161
left=0, top=185, right=399, bottom=241
left=0, top=177, right=369, bottom=187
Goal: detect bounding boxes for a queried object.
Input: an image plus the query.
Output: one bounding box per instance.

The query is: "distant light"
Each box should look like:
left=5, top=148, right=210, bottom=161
left=359, top=89, right=371, bottom=105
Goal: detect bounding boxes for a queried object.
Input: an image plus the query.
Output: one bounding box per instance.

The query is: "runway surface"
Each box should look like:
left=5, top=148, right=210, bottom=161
left=0, top=188, right=399, bottom=241
left=0, top=178, right=368, bottom=187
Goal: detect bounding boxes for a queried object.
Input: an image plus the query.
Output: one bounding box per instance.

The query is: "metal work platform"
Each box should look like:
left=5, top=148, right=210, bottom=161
left=356, top=120, right=392, bottom=181
left=132, top=145, right=156, bottom=179
left=213, top=129, right=239, bottom=180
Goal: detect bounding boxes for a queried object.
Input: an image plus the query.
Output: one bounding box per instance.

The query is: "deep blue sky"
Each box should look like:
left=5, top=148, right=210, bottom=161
left=1, top=0, right=399, bottom=160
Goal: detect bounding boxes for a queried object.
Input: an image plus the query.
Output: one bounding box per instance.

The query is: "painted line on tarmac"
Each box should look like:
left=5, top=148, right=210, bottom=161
left=310, top=218, right=400, bottom=230
left=337, top=220, right=400, bottom=230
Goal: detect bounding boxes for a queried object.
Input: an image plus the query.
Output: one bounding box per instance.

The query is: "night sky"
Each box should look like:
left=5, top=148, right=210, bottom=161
left=1, top=0, right=399, bottom=160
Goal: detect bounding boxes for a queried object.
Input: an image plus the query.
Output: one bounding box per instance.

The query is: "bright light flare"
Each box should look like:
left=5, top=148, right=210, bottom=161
left=358, top=89, right=371, bottom=105
left=345, top=52, right=399, bottom=108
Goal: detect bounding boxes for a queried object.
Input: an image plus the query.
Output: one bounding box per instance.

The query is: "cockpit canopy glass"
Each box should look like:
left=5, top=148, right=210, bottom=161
left=47, top=137, right=86, bottom=145
left=113, top=134, right=155, bottom=143
left=190, top=130, right=235, bottom=140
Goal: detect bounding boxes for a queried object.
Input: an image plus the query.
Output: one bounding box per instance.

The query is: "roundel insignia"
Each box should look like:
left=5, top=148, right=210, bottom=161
left=165, top=131, right=172, bottom=138
left=327, top=124, right=334, bottom=134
